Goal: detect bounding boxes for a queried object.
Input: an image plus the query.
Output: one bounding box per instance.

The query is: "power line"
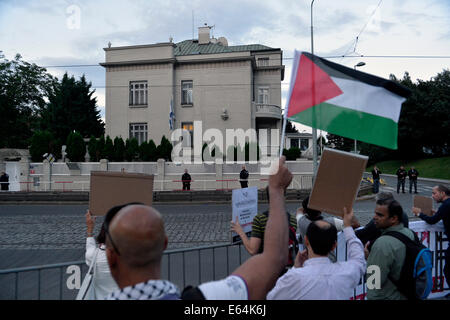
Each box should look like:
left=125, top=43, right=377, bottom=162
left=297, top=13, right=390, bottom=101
left=40, top=54, right=450, bottom=68
left=339, top=0, right=384, bottom=60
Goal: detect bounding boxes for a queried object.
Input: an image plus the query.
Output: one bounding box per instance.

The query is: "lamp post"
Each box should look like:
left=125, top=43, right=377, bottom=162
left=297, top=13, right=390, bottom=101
left=311, top=0, right=318, bottom=175
left=353, top=61, right=366, bottom=153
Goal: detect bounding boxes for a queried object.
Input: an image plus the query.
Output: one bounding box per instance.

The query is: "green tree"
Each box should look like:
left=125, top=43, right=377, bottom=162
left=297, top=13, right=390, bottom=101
left=29, top=130, right=57, bottom=162
left=88, top=136, right=98, bottom=162
left=325, top=133, right=354, bottom=152
left=0, top=53, right=56, bottom=148
left=96, top=136, right=106, bottom=160
left=147, top=139, right=157, bottom=161
left=125, top=138, right=139, bottom=161
left=40, top=73, right=104, bottom=143
left=156, top=136, right=173, bottom=161
left=113, top=137, right=125, bottom=161
left=66, top=131, right=86, bottom=162
left=103, top=136, right=114, bottom=160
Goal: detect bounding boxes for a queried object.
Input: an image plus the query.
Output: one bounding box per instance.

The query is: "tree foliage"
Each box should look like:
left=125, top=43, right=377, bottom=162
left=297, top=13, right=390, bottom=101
left=66, top=131, right=86, bottom=162
left=0, top=53, right=56, bottom=148
left=40, top=73, right=104, bottom=143
left=29, top=130, right=58, bottom=162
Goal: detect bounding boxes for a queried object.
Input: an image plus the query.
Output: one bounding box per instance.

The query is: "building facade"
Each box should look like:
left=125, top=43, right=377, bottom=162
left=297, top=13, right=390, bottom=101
left=101, top=26, right=284, bottom=159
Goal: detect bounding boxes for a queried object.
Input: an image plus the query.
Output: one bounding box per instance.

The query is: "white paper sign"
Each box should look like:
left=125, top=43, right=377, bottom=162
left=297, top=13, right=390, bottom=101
left=231, top=186, right=258, bottom=243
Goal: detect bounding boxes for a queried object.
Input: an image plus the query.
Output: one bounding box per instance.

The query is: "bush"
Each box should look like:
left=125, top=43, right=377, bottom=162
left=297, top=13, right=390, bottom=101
left=113, top=136, right=125, bottom=161
left=125, top=138, right=139, bottom=161
left=96, top=136, right=105, bottom=160
left=88, top=136, right=98, bottom=161
left=66, top=131, right=86, bottom=162
left=29, top=130, right=55, bottom=162
left=283, top=147, right=301, bottom=161
left=103, top=136, right=114, bottom=160
left=156, top=135, right=172, bottom=161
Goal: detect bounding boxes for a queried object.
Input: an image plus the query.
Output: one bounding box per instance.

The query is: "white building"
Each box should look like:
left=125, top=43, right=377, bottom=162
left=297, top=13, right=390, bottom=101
left=101, top=26, right=285, bottom=158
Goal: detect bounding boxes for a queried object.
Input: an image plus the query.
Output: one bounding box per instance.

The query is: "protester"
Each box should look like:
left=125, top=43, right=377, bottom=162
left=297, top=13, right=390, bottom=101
left=412, top=185, right=450, bottom=289
left=85, top=209, right=119, bottom=299
left=267, top=207, right=366, bottom=300
left=105, top=156, right=292, bottom=300
left=231, top=186, right=297, bottom=266
left=0, top=171, right=9, bottom=191
left=396, top=165, right=407, bottom=194
left=371, top=165, right=381, bottom=194
left=356, top=192, right=409, bottom=250
left=181, top=169, right=191, bottom=190
left=239, top=165, right=249, bottom=188
left=408, top=166, right=419, bottom=194
left=366, top=198, right=415, bottom=300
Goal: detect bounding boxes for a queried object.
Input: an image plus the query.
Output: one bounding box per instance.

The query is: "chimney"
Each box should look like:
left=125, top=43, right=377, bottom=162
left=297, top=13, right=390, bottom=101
left=198, top=25, right=211, bottom=45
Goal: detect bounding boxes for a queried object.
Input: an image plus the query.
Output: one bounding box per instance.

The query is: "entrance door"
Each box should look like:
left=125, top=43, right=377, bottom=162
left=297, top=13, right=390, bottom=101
left=5, top=162, right=20, bottom=191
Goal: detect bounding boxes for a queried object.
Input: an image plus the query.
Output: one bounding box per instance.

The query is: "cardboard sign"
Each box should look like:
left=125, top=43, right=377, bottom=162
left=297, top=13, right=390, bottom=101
left=308, top=148, right=368, bottom=217
left=231, top=186, right=258, bottom=243
left=414, top=195, right=434, bottom=216
left=89, top=171, right=154, bottom=216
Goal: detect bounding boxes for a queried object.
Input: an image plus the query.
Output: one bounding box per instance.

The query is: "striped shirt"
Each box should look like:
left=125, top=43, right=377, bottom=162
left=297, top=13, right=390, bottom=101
left=251, top=211, right=297, bottom=254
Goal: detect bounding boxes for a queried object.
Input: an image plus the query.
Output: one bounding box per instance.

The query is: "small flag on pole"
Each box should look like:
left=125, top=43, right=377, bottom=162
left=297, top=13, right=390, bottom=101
left=169, top=96, right=175, bottom=130
left=285, top=51, right=411, bottom=150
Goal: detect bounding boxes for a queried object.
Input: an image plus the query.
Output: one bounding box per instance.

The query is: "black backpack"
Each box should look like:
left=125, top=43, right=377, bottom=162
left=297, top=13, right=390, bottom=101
left=384, top=231, right=433, bottom=300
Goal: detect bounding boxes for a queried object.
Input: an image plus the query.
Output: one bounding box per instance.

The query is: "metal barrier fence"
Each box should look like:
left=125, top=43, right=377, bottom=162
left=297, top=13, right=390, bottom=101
left=0, top=226, right=448, bottom=300
left=0, top=242, right=251, bottom=300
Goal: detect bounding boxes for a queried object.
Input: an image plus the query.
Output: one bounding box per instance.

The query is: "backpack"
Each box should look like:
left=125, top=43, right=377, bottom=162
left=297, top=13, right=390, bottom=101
left=263, top=211, right=299, bottom=267
left=384, top=231, right=433, bottom=300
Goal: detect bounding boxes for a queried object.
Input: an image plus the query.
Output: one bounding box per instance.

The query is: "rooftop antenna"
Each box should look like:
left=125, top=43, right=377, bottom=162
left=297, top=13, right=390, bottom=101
left=192, top=10, right=194, bottom=40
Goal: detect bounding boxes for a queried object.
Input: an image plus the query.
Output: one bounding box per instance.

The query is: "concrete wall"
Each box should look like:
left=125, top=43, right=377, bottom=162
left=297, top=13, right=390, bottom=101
left=12, top=159, right=313, bottom=192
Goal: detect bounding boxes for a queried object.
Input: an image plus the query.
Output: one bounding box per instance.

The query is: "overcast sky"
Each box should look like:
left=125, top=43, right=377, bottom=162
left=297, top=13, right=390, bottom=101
left=1, top=0, right=449, bottom=133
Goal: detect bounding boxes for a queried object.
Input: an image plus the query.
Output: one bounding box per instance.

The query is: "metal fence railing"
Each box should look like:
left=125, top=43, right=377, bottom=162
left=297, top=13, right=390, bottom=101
left=0, top=242, right=251, bottom=300
left=0, top=225, right=448, bottom=300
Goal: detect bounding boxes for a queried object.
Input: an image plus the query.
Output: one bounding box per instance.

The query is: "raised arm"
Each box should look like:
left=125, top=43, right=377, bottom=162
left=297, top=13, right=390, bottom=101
left=231, top=156, right=292, bottom=299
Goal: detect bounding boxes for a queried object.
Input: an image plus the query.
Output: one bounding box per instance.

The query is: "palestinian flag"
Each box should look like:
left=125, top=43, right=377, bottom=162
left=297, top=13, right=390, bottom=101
left=286, top=51, right=411, bottom=149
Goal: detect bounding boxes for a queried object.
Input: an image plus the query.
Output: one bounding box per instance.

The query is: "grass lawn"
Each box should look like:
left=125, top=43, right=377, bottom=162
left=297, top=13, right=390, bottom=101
left=366, top=156, right=450, bottom=180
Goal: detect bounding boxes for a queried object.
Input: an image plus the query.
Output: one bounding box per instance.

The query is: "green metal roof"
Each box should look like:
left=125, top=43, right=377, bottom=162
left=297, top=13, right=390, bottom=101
left=174, top=40, right=276, bottom=56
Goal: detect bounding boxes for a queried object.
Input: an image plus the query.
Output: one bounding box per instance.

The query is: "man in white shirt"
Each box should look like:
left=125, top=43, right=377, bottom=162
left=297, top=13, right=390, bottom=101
left=267, top=207, right=366, bottom=300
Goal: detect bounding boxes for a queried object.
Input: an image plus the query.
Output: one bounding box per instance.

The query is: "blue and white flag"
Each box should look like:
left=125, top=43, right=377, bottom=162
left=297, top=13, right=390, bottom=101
left=169, top=96, right=175, bottom=130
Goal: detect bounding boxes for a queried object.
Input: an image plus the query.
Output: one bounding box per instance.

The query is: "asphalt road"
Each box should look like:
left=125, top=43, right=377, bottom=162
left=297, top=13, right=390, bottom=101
left=1, top=174, right=441, bottom=268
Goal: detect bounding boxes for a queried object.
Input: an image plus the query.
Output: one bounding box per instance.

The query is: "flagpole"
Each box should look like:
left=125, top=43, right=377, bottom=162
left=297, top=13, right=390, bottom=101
left=311, top=0, right=318, bottom=176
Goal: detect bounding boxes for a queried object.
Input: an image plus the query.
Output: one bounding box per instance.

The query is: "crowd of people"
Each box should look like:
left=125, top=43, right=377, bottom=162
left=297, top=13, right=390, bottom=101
left=82, top=156, right=449, bottom=300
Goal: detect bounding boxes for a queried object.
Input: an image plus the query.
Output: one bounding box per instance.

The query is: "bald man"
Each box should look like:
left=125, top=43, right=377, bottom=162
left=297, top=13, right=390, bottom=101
left=267, top=208, right=366, bottom=300
left=105, top=205, right=180, bottom=299
left=105, top=156, right=293, bottom=300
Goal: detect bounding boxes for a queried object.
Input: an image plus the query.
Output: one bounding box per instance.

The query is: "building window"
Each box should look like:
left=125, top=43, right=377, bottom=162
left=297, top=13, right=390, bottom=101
left=181, top=122, right=193, bottom=148
left=301, top=139, right=309, bottom=151
left=181, top=80, right=193, bottom=105
left=129, top=123, right=148, bottom=145
left=290, top=138, right=299, bottom=148
left=257, top=57, right=269, bottom=67
left=129, top=81, right=148, bottom=106
left=258, top=87, right=269, bottom=104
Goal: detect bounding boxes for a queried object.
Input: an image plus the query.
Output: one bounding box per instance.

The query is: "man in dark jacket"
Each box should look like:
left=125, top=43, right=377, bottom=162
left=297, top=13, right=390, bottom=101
left=413, top=185, right=450, bottom=290
left=371, top=166, right=381, bottom=194
left=408, top=166, right=419, bottom=194
left=182, top=169, right=191, bottom=191
left=396, top=165, right=407, bottom=193
left=0, top=172, right=9, bottom=191
left=239, top=165, right=249, bottom=188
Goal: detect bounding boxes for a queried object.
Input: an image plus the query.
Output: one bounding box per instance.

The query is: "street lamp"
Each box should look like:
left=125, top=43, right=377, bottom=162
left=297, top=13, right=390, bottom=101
left=353, top=61, right=366, bottom=153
